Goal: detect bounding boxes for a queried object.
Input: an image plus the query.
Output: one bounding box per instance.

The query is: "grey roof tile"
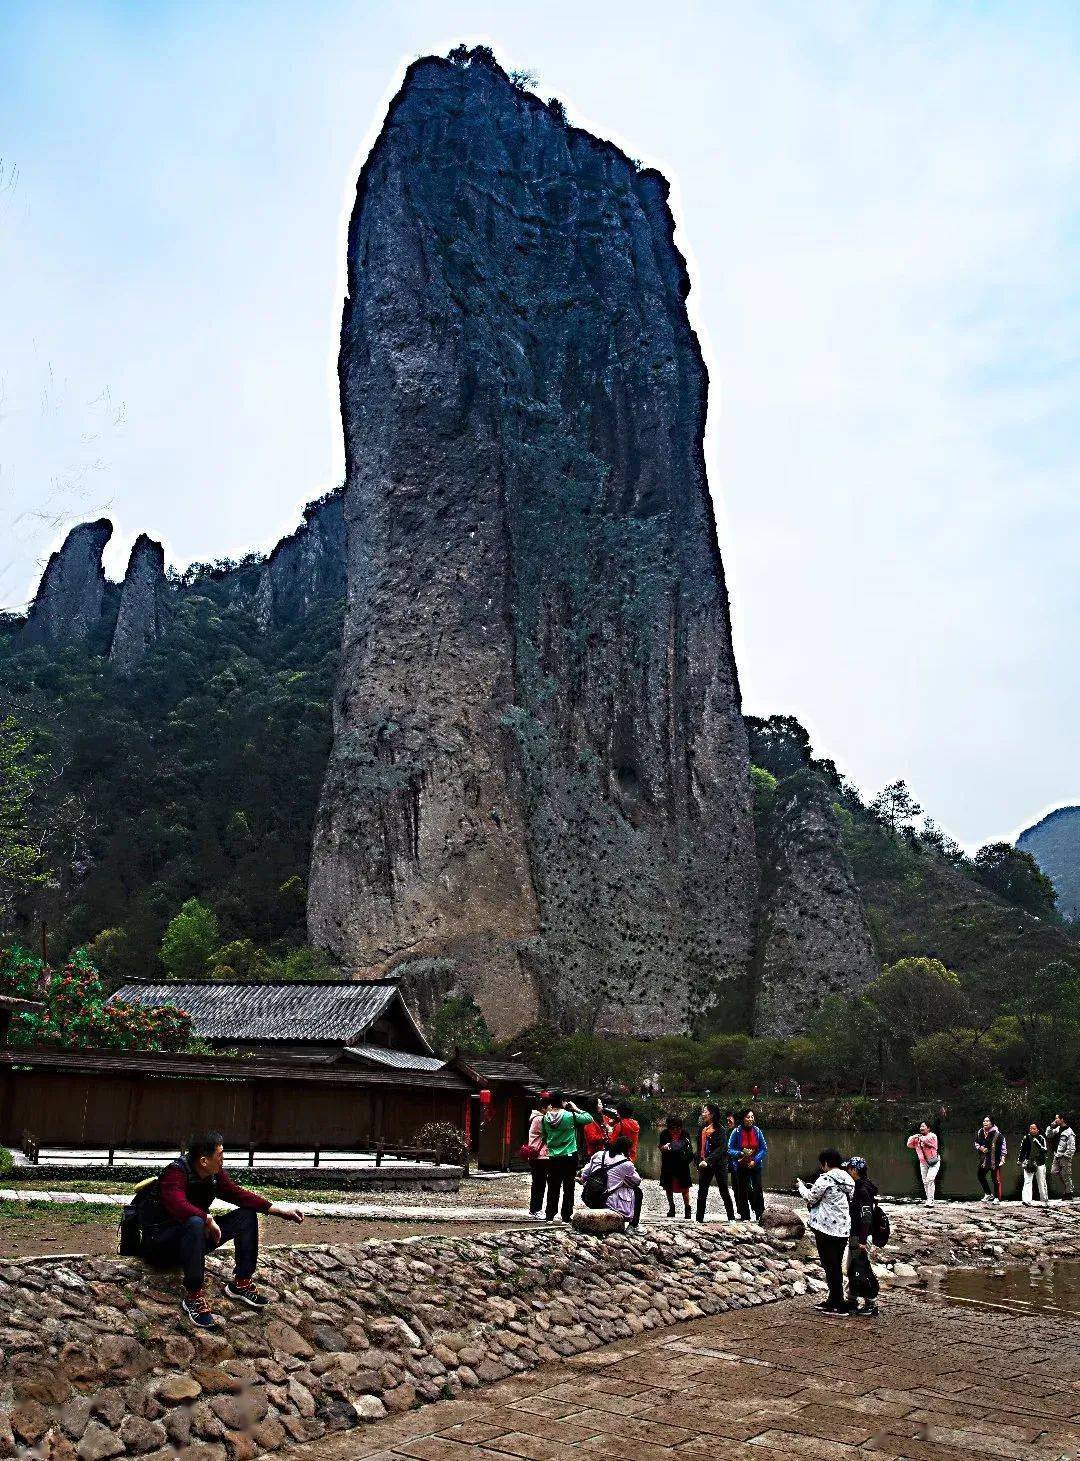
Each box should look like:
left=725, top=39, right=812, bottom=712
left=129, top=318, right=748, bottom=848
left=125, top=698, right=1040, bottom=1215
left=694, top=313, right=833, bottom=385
left=343, top=1044, right=447, bottom=1072
left=111, top=980, right=410, bottom=1044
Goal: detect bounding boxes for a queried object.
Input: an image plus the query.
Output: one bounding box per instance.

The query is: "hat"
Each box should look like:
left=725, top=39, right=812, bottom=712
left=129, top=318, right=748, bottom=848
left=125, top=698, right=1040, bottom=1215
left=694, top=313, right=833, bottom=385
left=844, top=1155, right=867, bottom=1175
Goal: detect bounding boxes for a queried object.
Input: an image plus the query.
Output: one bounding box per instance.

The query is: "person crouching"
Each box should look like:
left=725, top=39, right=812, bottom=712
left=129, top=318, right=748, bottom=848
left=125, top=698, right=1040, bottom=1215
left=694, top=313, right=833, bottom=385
left=578, top=1136, right=642, bottom=1227
left=139, top=1131, right=304, bottom=1328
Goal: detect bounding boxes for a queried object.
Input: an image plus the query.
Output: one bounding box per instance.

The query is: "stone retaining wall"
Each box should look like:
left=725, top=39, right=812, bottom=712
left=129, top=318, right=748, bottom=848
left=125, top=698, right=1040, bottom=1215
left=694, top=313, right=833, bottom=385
left=2, top=1201, right=1079, bottom=1459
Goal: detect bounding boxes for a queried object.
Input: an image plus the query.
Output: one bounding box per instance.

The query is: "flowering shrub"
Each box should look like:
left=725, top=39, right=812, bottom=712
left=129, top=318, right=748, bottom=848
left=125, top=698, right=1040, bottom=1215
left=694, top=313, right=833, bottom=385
left=3, top=946, right=195, bottom=1053
left=413, top=1120, right=469, bottom=1167
left=0, top=943, right=47, bottom=1000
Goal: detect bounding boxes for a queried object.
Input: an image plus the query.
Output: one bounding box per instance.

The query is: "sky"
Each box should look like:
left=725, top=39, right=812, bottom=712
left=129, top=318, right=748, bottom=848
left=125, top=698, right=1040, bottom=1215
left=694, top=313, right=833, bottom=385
left=2, top=0, right=1078, bottom=851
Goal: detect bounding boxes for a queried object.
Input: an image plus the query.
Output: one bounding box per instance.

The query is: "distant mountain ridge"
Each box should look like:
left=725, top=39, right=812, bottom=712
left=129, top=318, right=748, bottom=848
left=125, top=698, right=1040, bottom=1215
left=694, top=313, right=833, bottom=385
left=1018, top=807, right=1080, bottom=922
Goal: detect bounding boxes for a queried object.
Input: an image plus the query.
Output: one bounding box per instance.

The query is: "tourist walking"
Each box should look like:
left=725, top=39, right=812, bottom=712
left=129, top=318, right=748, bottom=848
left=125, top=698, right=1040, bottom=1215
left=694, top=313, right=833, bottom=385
left=695, top=1104, right=735, bottom=1221
left=906, top=1122, right=941, bottom=1204
left=843, top=1156, right=880, bottom=1317
left=728, top=1108, right=767, bottom=1221
left=658, top=1115, right=694, bottom=1219
left=578, top=1136, right=642, bottom=1227
left=797, top=1148, right=855, bottom=1316
left=1048, top=1115, right=1075, bottom=1199
left=1017, top=1123, right=1049, bottom=1206
left=974, top=1116, right=1006, bottom=1203
left=541, top=1093, right=594, bottom=1222
left=524, top=1092, right=552, bottom=1219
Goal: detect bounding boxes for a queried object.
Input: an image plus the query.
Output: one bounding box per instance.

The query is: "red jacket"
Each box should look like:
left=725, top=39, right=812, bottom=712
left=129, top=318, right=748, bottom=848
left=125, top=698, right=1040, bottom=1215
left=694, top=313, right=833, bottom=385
left=160, top=1160, right=271, bottom=1223
left=609, top=1118, right=640, bottom=1162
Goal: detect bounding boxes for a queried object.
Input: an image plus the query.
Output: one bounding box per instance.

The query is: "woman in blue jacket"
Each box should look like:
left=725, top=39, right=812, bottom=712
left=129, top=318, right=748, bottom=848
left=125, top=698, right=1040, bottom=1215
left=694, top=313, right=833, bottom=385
left=728, top=1108, right=768, bottom=1220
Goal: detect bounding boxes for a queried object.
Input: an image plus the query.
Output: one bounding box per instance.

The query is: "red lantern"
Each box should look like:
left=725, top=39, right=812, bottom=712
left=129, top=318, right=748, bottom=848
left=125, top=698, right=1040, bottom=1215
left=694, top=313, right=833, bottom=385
left=478, top=1088, right=492, bottom=1106
left=478, top=1087, right=492, bottom=1125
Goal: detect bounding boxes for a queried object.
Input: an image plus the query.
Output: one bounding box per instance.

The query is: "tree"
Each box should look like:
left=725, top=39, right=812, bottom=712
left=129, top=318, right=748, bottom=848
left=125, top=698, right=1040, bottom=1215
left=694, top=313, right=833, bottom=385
left=429, top=995, right=493, bottom=1059
left=972, top=843, right=1058, bottom=920
left=869, top=780, right=923, bottom=836
left=6, top=947, right=195, bottom=1052
left=160, top=899, right=220, bottom=979
left=866, top=957, right=971, bottom=1092
left=911, top=1029, right=990, bottom=1092
left=805, top=996, right=883, bottom=1094
left=0, top=713, right=49, bottom=919
left=1005, top=959, right=1080, bottom=1080
left=744, top=715, right=812, bottom=781
left=749, top=765, right=778, bottom=826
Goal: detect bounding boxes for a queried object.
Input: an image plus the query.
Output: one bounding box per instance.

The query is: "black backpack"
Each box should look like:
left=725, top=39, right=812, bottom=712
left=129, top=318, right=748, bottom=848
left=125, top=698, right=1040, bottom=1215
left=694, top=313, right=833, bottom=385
left=581, top=1154, right=612, bottom=1209
left=117, top=1175, right=161, bottom=1255
left=870, top=1202, right=890, bottom=1248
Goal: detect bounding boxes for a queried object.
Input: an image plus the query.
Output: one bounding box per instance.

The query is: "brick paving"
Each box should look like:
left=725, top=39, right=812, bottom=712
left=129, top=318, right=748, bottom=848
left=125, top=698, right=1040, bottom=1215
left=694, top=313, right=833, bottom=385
left=294, top=1290, right=1080, bottom=1460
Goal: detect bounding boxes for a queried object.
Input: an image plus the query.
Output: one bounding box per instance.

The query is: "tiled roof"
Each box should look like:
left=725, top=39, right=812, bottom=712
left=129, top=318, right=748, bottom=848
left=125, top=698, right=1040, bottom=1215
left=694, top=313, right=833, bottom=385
left=343, top=1045, right=447, bottom=1073
left=459, top=1058, right=543, bottom=1086
left=111, top=980, right=429, bottom=1048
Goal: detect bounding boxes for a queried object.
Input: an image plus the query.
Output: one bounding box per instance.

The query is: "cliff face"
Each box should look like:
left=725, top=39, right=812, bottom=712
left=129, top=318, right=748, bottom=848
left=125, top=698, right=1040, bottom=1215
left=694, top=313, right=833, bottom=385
left=1018, top=807, right=1080, bottom=922
left=20, top=520, right=113, bottom=648
left=254, top=492, right=347, bottom=631
left=309, top=50, right=758, bottom=1037
left=753, top=773, right=879, bottom=1037
left=110, top=535, right=169, bottom=672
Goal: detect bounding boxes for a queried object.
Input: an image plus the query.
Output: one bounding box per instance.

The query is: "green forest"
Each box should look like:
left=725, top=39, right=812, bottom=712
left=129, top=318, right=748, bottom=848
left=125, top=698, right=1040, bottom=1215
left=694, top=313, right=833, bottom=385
left=1, top=563, right=1078, bottom=1121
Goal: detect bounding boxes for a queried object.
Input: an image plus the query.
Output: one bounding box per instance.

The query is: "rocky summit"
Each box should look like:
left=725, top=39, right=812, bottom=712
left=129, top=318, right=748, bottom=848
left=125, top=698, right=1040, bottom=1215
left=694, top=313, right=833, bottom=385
left=309, top=48, right=759, bottom=1037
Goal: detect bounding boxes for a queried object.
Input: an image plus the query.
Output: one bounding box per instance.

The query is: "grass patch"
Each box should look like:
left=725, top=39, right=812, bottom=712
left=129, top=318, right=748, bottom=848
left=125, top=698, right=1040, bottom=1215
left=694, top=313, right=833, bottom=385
left=0, top=1199, right=118, bottom=1226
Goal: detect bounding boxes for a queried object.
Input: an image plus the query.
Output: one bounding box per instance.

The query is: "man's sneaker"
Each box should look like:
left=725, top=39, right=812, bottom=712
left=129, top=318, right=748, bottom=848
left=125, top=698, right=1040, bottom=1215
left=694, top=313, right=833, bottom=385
left=853, top=1303, right=879, bottom=1317
left=525, top=1211, right=545, bottom=1221
left=182, top=1291, right=220, bottom=1329
left=225, top=1279, right=269, bottom=1309
left=818, top=1303, right=850, bottom=1317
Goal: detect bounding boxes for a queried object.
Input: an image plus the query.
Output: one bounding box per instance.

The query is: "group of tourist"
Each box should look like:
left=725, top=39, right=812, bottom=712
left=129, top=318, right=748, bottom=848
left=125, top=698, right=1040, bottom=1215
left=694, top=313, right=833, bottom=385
left=905, top=1113, right=1075, bottom=1206
left=523, top=1093, right=768, bottom=1228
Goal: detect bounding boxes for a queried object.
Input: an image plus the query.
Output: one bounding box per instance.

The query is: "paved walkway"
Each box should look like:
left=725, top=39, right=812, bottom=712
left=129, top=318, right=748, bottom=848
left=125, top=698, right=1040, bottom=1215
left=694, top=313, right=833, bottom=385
left=293, top=1290, right=1080, bottom=1460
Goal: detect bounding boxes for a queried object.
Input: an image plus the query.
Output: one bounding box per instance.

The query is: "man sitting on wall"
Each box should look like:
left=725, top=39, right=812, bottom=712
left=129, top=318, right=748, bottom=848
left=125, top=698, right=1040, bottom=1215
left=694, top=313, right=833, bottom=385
left=138, top=1130, right=304, bottom=1329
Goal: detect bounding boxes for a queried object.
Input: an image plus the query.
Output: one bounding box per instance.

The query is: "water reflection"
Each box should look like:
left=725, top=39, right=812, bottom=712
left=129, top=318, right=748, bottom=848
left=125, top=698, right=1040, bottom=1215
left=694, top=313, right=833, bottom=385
left=635, top=1125, right=1022, bottom=1200
left=939, top=1259, right=1080, bottom=1318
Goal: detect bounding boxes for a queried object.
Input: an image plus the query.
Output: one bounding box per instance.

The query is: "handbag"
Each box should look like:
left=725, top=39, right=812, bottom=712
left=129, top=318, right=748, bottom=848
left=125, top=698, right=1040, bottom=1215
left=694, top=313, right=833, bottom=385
left=517, top=1140, right=543, bottom=1162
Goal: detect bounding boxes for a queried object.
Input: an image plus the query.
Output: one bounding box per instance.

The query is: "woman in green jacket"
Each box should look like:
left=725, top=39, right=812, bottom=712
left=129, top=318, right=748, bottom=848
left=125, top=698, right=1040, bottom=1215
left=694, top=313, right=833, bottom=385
left=542, top=1092, right=595, bottom=1222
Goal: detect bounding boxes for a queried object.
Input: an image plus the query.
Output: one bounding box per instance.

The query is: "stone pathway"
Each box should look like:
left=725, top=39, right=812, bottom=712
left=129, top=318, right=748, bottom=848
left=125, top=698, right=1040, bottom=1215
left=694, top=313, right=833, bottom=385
left=0, top=1188, right=528, bottom=1223
left=294, top=1289, right=1080, bottom=1460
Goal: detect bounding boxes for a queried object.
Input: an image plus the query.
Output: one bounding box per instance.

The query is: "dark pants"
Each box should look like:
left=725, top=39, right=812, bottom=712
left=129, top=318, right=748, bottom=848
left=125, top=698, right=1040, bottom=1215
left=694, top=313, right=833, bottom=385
left=696, top=1165, right=735, bottom=1220
left=977, top=1166, right=1002, bottom=1199
left=142, top=1209, right=259, bottom=1293
left=734, top=1164, right=765, bottom=1220
left=630, top=1187, right=643, bottom=1228
left=545, top=1156, right=578, bottom=1221
left=814, top=1231, right=847, bottom=1308
left=529, top=1160, right=549, bottom=1215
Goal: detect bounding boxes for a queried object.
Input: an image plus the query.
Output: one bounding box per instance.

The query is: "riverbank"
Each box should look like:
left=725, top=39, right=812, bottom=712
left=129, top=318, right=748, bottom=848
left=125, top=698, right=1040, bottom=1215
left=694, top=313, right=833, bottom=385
left=2, top=1198, right=1078, bottom=1458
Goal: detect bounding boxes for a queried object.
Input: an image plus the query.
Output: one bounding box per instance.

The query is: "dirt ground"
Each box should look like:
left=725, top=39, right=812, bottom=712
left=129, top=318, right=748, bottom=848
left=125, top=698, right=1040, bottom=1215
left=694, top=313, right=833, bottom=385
left=0, top=1211, right=515, bottom=1261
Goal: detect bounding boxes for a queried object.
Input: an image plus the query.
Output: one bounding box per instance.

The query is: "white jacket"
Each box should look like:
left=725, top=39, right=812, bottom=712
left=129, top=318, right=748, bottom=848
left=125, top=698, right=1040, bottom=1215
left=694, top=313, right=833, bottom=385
left=1055, top=1125, right=1076, bottom=1161
left=798, top=1168, right=855, bottom=1238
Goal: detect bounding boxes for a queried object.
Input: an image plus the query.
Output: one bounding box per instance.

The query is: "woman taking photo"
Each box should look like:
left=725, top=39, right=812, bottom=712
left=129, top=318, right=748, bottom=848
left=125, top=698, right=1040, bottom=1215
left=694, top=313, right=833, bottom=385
left=797, top=1148, right=855, bottom=1316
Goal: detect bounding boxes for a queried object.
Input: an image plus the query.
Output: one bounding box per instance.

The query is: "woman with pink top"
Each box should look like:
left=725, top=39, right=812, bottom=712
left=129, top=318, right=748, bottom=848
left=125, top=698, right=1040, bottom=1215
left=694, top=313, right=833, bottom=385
left=906, top=1123, right=940, bottom=1204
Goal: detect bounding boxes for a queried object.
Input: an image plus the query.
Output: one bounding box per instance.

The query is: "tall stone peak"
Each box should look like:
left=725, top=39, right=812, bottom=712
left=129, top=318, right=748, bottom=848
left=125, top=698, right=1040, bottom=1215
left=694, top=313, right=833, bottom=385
left=109, top=534, right=170, bottom=673
left=309, top=48, right=759, bottom=1037
left=1018, top=806, right=1080, bottom=921
left=254, top=490, right=346, bottom=631
left=20, top=518, right=113, bottom=648
left=753, top=771, right=879, bottom=1037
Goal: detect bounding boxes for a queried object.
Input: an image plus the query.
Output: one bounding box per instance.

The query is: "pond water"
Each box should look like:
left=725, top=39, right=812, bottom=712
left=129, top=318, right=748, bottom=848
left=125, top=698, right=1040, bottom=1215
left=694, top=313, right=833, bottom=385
left=635, top=1125, right=1009, bottom=1200
left=938, top=1259, right=1080, bottom=1318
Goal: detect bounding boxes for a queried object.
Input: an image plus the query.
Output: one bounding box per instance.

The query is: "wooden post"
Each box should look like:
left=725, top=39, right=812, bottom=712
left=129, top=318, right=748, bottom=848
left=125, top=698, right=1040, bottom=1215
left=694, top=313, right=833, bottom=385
left=502, top=1095, right=513, bottom=1171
